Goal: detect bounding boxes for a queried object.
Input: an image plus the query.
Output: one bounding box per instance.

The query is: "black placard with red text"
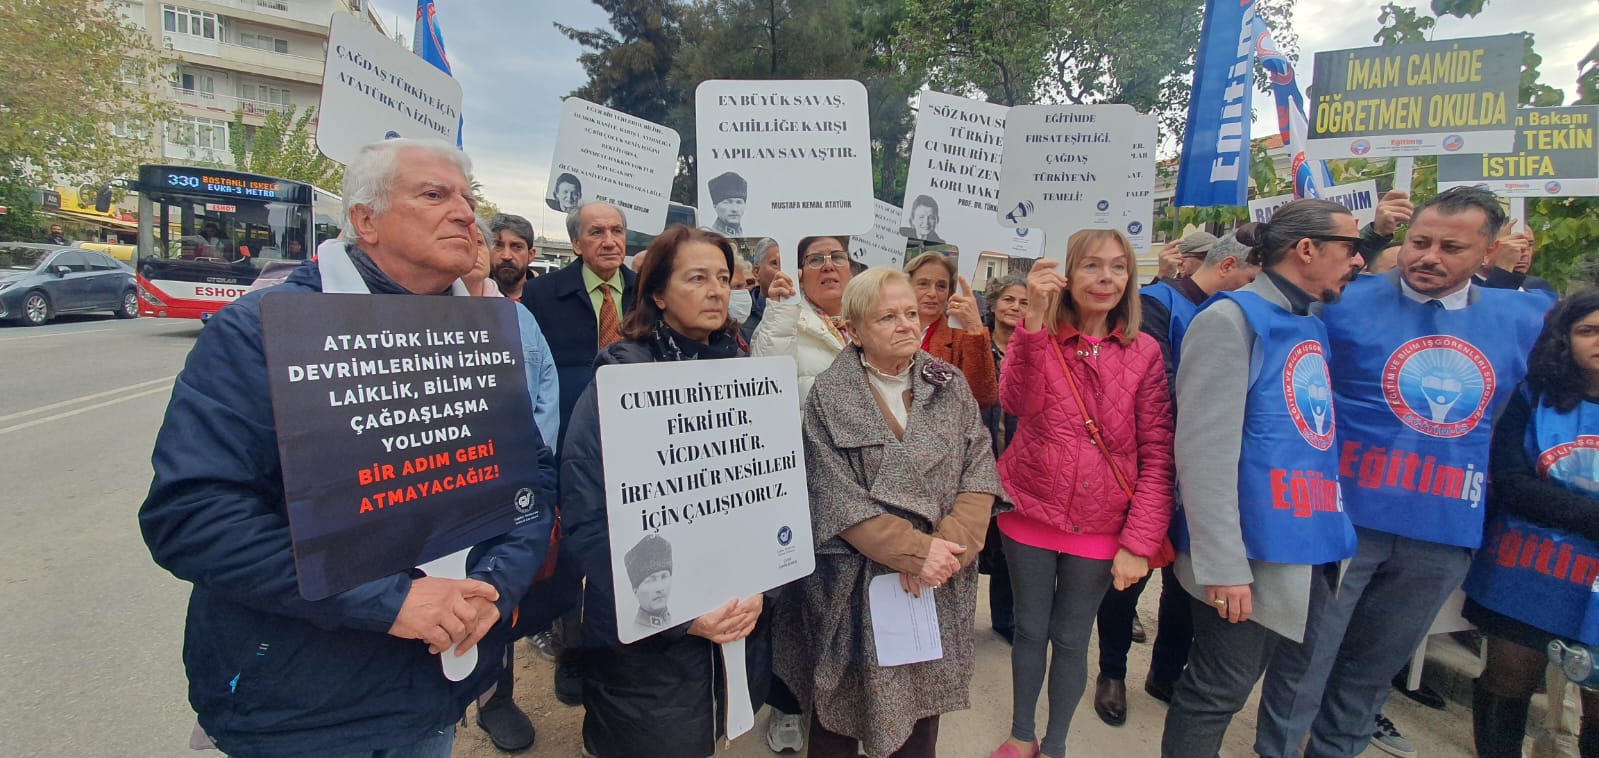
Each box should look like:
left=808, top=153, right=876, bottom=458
left=261, top=292, right=544, bottom=600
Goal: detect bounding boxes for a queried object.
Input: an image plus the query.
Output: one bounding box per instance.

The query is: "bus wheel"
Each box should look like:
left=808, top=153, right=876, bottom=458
left=116, top=289, right=139, bottom=319
left=22, top=291, right=50, bottom=326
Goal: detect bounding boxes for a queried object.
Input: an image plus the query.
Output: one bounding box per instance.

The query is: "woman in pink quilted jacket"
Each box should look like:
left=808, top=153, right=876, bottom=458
left=987, top=229, right=1175, bottom=758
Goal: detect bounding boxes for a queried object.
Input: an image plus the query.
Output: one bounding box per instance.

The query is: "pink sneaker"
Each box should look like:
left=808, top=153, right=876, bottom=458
left=987, top=739, right=1040, bottom=758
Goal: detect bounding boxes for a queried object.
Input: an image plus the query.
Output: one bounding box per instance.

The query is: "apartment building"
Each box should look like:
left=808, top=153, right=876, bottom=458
left=124, top=0, right=385, bottom=167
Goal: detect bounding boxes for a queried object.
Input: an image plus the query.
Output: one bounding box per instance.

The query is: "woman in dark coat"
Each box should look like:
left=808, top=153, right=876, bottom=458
left=561, top=225, right=771, bottom=758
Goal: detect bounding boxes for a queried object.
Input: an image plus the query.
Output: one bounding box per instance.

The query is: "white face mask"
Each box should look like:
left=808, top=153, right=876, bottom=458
left=728, top=289, right=753, bottom=322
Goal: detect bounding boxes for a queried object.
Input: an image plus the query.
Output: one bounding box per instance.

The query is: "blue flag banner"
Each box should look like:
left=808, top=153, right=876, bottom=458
left=1175, top=0, right=1257, bottom=208
left=414, top=1, right=461, bottom=146
left=1249, top=15, right=1332, bottom=199
left=414, top=0, right=451, bottom=74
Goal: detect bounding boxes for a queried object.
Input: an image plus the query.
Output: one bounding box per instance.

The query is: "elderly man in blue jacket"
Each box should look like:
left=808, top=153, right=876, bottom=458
left=140, top=138, right=556, bottom=758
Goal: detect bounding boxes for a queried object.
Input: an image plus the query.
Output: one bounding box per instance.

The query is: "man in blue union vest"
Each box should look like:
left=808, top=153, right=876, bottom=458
left=1141, top=233, right=1261, bottom=388
left=1108, top=233, right=1259, bottom=715
left=1160, top=199, right=1365, bottom=758
left=1255, top=187, right=1555, bottom=758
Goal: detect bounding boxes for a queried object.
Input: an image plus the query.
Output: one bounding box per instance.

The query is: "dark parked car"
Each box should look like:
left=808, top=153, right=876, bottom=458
left=0, top=243, right=138, bottom=326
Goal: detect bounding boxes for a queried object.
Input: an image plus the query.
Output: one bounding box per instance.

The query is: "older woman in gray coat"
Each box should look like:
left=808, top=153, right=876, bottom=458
left=775, top=267, right=1005, bottom=758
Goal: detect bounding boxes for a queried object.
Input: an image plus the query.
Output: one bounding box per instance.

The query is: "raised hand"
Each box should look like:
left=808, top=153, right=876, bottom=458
left=1024, top=258, right=1066, bottom=331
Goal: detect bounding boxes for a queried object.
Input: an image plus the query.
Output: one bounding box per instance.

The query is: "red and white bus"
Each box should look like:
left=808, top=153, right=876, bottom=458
left=132, top=165, right=340, bottom=320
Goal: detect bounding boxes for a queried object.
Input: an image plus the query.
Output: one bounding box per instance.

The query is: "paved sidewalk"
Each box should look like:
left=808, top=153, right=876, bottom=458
left=456, top=572, right=1481, bottom=757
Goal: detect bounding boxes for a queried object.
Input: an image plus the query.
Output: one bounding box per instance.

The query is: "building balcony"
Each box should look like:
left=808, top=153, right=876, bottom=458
left=168, top=87, right=309, bottom=123
left=164, top=35, right=324, bottom=85
left=162, top=141, right=235, bottom=168
left=191, top=0, right=333, bottom=35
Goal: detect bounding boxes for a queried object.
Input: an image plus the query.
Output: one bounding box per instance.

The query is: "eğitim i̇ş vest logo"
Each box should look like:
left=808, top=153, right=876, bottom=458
left=1382, top=336, right=1495, bottom=439
left=1284, top=340, right=1335, bottom=450
left=1538, top=437, right=1599, bottom=496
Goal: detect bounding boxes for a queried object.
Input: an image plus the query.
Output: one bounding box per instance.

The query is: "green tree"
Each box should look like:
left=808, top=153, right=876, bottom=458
left=898, top=0, right=1293, bottom=142
left=853, top=0, right=921, bottom=204
left=228, top=106, right=344, bottom=190
left=558, top=0, right=682, bottom=127
left=1530, top=7, right=1599, bottom=290
left=0, top=179, right=46, bottom=242
left=470, top=180, right=502, bottom=221
left=1579, top=36, right=1599, bottom=104
left=0, top=0, right=171, bottom=186
left=1373, top=3, right=1435, bottom=45
left=895, top=0, right=1052, bottom=106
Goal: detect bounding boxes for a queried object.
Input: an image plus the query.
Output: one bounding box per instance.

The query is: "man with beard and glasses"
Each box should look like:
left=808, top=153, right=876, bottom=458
left=1160, top=199, right=1366, bottom=758
left=1253, top=187, right=1556, bottom=758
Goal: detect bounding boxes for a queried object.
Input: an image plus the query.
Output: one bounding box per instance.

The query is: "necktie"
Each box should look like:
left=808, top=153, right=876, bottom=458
left=1427, top=299, right=1444, bottom=309
left=598, top=283, right=622, bottom=348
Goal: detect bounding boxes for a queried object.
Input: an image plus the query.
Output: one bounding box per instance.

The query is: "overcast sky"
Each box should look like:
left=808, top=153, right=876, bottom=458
left=365, top=0, right=1596, bottom=240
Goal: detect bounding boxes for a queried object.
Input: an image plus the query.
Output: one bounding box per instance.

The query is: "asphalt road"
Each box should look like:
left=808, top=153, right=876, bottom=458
left=0, top=314, right=201, bottom=757
left=0, top=314, right=1480, bottom=758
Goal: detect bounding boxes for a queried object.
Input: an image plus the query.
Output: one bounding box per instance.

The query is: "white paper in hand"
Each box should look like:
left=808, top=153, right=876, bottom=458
left=867, top=574, right=943, bottom=667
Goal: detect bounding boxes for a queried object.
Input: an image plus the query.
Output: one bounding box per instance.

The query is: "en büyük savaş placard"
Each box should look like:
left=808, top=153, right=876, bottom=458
left=317, top=13, right=462, bottom=166
left=594, top=356, right=813, bottom=645
left=694, top=80, right=874, bottom=264
left=548, top=98, right=681, bottom=234
left=902, top=91, right=1042, bottom=280
left=1438, top=106, right=1599, bottom=197
left=261, top=292, right=546, bottom=600
left=1306, top=34, right=1521, bottom=161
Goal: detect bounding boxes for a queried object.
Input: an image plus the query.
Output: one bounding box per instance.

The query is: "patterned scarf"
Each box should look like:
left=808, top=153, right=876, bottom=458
left=646, top=320, right=744, bottom=362
left=811, top=302, right=849, bottom=345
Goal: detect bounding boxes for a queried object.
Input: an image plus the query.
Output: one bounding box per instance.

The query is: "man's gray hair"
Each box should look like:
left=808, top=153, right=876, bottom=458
left=752, top=237, right=780, bottom=264
left=565, top=201, right=628, bottom=241
left=341, top=138, right=472, bottom=241
left=1203, top=233, right=1250, bottom=267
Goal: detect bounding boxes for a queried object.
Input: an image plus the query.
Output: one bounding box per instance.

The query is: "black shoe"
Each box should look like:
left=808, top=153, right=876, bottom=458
left=1094, top=674, right=1128, bottom=727
left=555, top=662, right=583, bottom=707
left=1391, top=668, right=1447, bottom=710
left=477, top=695, right=535, bottom=753
left=1144, top=677, right=1176, bottom=705
left=1131, top=616, right=1148, bottom=644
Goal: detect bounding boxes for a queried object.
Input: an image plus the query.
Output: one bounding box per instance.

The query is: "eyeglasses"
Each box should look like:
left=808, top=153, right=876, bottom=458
left=802, top=252, right=850, bottom=269
left=1307, top=234, right=1365, bottom=258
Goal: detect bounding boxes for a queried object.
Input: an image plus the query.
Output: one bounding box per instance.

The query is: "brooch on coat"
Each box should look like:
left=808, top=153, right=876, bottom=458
left=920, top=358, right=956, bottom=387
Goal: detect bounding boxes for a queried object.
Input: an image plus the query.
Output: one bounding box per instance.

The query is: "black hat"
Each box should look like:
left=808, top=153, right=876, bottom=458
left=624, top=534, right=673, bottom=588
left=709, top=172, right=748, bottom=204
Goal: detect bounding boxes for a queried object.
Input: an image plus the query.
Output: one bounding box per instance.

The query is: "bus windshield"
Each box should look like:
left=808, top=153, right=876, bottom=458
left=134, top=165, right=316, bottom=319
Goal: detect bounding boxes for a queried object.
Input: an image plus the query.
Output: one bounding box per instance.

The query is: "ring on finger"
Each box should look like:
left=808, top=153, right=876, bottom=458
left=1212, top=598, right=1227, bottom=607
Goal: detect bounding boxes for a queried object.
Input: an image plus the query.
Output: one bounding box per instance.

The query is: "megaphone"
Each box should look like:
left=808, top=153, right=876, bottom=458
left=1005, top=201, right=1035, bottom=224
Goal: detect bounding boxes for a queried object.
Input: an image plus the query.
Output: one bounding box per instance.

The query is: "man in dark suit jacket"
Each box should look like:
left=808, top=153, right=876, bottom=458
left=521, top=202, right=636, bottom=452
